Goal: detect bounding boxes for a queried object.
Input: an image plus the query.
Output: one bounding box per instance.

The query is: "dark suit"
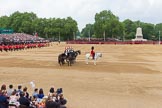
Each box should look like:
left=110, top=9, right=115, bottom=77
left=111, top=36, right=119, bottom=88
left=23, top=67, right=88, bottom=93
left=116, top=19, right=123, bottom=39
left=18, top=96, right=30, bottom=107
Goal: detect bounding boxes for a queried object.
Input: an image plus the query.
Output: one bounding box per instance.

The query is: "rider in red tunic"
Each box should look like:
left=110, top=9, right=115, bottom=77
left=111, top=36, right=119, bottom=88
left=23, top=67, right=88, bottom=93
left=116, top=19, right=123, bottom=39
left=90, top=46, right=95, bottom=59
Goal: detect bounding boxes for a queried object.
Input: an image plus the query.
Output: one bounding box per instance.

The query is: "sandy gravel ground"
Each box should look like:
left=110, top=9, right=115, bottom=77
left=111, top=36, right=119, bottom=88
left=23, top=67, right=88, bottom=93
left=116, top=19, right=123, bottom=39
left=1, top=42, right=162, bottom=108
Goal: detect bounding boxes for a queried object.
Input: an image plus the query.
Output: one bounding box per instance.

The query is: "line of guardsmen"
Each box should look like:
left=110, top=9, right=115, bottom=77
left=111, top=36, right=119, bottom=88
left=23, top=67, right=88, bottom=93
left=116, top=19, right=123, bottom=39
left=0, top=42, right=50, bottom=52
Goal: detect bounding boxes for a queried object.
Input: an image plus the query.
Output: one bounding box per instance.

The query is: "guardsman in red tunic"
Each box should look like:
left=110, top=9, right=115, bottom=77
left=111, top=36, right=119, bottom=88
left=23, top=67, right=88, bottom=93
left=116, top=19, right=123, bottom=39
left=90, top=46, right=95, bottom=59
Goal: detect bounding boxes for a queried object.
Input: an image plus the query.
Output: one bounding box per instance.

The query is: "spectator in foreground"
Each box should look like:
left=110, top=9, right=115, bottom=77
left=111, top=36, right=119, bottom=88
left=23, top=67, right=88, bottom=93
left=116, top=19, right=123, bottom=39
left=0, top=90, right=9, bottom=108
left=45, top=96, right=60, bottom=108
left=9, top=89, right=20, bottom=107
left=37, top=88, right=44, bottom=99
left=57, top=94, right=67, bottom=108
left=32, top=88, right=38, bottom=98
left=7, top=84, right=14, bottom=97
left=18, top=92, right=30, bottom=107
left=48, top=87, right=57, bottom=99
left=17, top=85, right=22, bottom=95
left=23, top=87, right=29, bottom=99
left=1, top=84, right=7, bottom=97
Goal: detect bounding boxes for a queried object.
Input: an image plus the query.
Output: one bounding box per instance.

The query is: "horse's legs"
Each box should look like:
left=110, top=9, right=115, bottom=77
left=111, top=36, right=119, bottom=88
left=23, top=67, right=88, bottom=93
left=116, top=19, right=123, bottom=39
left=58, top=58, right=61, bottom=66
left=58, top=57, right=63, bottom=66
left=68, top=61, right=70, bottom=66
left=67, top=61, right=71, bottom=66
left=67, top=61, right=69, bottom=66
left=94, top=59, right=96, bottom=65
left=70, top=59, right=73, bottom=66
left=86, top=58, right=89, bottom=64
left=69, top=61, right=72, bottom=66
left=59, top=60, right=63, bottom=66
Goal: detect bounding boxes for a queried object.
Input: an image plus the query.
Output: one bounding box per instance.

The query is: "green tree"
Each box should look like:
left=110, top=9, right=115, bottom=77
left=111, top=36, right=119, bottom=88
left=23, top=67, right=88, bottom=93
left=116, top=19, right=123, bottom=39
left=81, top=24, right=94, bottom=38
left=154, top=23, right=162, bottom=41
left=123, top=19, right=137, bottom=40
left=9, top=11, right=37, bottom=34
left=0, top=11, right=78, bottom=41
left=64, top=17, right=78, bottom=40
left=110, top=19, right=124, bottom=39
left=94, top=10, right=122, bottom=40
left=0, top=16, right=10, bottom=28
left=141, top=23, right=154, bottom=40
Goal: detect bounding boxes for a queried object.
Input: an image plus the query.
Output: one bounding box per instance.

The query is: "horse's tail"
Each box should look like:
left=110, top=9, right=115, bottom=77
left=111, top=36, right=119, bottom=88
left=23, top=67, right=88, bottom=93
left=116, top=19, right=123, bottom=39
left=58, top=55, right=60, bottom=63
left=58, top=57, right=60, bottom=64
left=58, top=55, right=62, bottom=65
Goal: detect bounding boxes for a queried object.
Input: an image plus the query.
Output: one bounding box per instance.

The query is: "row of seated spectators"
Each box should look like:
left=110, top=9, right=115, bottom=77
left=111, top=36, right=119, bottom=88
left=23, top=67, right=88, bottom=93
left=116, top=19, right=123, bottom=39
left=0, top=33, right=45, bottom=43
left=0, top=33, right=50, bottom=52
left=0, top=84, right=67, bottom=108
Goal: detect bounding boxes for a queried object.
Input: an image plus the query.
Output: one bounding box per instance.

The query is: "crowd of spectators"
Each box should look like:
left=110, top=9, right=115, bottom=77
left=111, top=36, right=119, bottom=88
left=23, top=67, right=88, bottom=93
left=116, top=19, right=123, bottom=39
left=0, top=33, right=50, bottom=52
left=0, top=84, right=67, bottom=108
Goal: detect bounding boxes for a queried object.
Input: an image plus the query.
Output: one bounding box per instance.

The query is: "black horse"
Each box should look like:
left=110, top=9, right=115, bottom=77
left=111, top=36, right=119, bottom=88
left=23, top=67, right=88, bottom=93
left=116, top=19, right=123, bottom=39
left=66, top=50, right=81, bottom=66
left=58, top=50, right=81, bottom=66
left=72, top=50, right=81, bottom=62
left=58, top=53, right=67, bottom=66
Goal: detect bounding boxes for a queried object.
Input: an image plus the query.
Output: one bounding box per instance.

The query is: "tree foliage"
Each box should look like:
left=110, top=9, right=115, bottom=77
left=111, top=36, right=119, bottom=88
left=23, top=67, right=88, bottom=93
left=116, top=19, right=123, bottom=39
left=0, top=11, right=78, bottom=41
left=93, top=10, right=123, bottom=39
left=81, top=10, right=161, bottom=41
left=81, top=24, right=94, bottom=38
left=1, top=10, right=162, bottom=41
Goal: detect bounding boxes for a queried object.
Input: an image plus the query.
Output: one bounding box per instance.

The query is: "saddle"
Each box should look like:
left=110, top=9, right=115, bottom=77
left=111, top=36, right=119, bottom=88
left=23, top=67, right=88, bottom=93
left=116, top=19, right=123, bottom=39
left=90, top=53, right=95, bottom=59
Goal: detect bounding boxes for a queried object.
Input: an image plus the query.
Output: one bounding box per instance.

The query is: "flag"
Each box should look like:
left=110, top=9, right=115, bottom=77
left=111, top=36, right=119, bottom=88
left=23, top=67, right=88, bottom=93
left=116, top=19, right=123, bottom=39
left=30, top=81, right=35, bottom=89
left=35, top=32, right=38, bottom=37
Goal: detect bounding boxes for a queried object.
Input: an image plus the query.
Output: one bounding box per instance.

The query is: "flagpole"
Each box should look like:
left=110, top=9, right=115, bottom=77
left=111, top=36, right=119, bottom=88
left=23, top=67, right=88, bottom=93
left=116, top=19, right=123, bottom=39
left=159, top=30, right=161, bottom=45
left=89, top=30, right=90, bottom=42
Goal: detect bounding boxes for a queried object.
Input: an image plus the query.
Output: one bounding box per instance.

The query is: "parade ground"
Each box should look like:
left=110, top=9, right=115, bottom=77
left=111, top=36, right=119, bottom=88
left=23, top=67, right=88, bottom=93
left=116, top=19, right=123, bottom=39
left=1, top=42, right=162, bottom=108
